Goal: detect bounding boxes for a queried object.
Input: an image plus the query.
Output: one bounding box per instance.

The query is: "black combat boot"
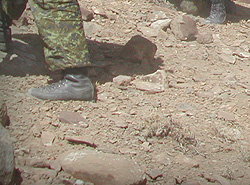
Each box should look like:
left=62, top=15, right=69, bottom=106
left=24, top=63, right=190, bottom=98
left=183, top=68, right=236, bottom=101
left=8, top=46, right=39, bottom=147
left=205, top=0, right=226, bottom=24
left=27, top=71, right=95, bottom=101
left=0, top=7, right=12, bottom=52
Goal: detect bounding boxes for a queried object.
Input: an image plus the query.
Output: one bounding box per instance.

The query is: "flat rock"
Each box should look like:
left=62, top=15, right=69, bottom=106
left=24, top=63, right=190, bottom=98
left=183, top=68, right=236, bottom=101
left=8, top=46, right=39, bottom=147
left=132, top=80, right=164, bottom=94
left=147, top=11, right=168, bottom=22
left=41, top=131, right=55, bottom=146
left=196, top=33, right=213, bottom=44
left=65, top=135, right=97, bottom=148
left=83, top=22, right=103, bottom=36
left=113, top=75, right=133, bottom=86
left=150, top=19, right=171, bottom=31
left=219, top=54, right=236, bottom=64
left=59, top=149, right=146, bottom=185
left=59, top=111, right=87, bottom=124
left=137, top=26, right=158, bottom=38
left=120, top=35, right=157, bottom=63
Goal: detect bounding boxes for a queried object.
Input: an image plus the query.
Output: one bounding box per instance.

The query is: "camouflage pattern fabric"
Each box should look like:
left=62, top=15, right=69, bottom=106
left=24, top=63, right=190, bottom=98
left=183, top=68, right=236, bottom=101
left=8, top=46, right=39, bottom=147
left=1, top=0, right=91, bottom=71
left=179, top=0, right=209, bottom=15
left=29, top=0, right=91, bottom=71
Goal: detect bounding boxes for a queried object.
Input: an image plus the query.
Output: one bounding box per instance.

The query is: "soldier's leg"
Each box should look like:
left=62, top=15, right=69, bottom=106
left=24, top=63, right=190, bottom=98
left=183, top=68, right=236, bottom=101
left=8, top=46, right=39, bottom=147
left=0, top=0, right=27, bottom=51
left=180, top=0, right=208, bottom=15
left=205, top=0, right=226, bottom=24
left=0, top=0, right=12, bottom=52
left=27, top=0, right=95, bottom=101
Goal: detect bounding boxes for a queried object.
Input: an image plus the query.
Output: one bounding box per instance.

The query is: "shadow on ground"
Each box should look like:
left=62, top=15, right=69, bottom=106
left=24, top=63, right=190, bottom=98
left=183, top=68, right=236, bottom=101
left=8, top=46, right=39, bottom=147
left=0, top=33, right=164, bottom=84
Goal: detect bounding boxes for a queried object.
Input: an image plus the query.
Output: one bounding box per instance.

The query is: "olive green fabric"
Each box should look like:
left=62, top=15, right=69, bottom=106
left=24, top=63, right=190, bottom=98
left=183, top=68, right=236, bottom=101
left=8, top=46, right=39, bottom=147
left=1, top=0, right=91, bottom=71
left=180, top=0, right=209, bottom=15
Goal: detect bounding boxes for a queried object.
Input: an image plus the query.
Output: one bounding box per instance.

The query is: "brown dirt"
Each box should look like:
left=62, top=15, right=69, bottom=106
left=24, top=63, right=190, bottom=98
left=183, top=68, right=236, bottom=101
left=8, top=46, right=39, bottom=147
left=1, top=0, right=250, bottom=184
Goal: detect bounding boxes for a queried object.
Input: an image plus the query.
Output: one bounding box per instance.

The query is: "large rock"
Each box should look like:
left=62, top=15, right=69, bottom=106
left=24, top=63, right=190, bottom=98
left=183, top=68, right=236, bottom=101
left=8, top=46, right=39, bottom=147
left=0, top=99, right=14, bottom=185
left=170, top=15, right=198, bottom=41
left=0, top=124, right=15, bottom=185
left=0, top=98, right=9, bottom=127
left=59, top=149, right=147, bottom=185
left=120, top=35, right=157, bottom=63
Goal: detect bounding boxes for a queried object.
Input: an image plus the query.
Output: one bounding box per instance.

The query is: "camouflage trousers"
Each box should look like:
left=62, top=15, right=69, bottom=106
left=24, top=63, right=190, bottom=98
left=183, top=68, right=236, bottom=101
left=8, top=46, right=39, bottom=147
left=1, top=0, right=91, bottom=71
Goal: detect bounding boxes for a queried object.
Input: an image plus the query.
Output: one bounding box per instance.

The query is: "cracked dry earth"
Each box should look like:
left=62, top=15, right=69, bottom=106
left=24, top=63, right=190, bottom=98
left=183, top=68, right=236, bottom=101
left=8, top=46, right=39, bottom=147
left=1, top=0, right=250, bottom=184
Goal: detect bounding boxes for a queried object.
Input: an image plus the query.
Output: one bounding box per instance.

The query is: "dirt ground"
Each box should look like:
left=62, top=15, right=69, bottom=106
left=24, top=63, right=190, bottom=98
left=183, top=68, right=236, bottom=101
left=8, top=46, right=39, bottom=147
left=0, top=0, right=250, bottom=184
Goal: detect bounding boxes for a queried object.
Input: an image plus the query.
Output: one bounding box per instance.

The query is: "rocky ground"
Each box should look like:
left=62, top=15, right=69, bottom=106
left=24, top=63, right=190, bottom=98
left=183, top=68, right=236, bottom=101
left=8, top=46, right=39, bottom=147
left=0, top=0, right=250, bottom=184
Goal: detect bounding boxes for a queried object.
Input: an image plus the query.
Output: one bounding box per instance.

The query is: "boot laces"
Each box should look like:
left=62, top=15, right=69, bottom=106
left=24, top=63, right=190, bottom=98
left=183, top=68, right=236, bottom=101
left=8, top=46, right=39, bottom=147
left=39, top=79, right=67, bottom=92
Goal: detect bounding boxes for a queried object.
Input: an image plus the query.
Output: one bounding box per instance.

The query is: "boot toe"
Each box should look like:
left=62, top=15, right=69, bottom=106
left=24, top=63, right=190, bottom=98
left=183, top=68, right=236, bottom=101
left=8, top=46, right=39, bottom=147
left=27, top=76, right=95, bottom=101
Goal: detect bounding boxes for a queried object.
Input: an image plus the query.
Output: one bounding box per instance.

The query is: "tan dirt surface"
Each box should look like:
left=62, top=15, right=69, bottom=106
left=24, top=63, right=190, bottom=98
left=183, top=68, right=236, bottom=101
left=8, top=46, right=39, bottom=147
left=1, top=0, right=250, bottom=184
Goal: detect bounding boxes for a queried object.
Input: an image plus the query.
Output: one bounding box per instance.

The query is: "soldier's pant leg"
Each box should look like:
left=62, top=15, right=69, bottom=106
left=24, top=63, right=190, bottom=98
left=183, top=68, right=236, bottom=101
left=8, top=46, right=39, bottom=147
left=29, top=0, right=91, bottom=71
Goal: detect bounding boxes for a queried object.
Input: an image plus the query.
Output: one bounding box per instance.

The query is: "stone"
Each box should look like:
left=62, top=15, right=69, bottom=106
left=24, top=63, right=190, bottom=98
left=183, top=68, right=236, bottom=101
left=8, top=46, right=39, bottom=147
left=147, top=11, right=168, bottom=22
left=83, top=22, right=103, bottom=36
left=219, top=54, right=236, bottom=64
left=137, top=26, right=158, bottom=38
left=41, top=131, right=55, bottom=146
left=65, top=135, right=97, bottom=148
left=120, top=35, right=157, bottom=63
left=25, top=157, right=50, bottom=168
left=113, top=75, right=133, bottom=86
left=146, top=169, right=163, bottom=180
left=196, top=33, right=213, bottom=44
left=131, top=70, right=167, bottom=93
left=170, top=15, right=198, bottom=41
left=150, top=19, right=171, bottom=31
left=92, top=7, right=107, bottom=17
left=0, top=124, right=15, bottom=185
left=59, top=111, right=87, bottom=124
left=233, top=51, right=250, bottom=58
left=192, top=74, right=207, bottom=82
left=80, top=8, right=94, bottom=21
left=0, top=98, right=9, bottom=127
left=132, top=80, right=164, bottom=94
left=50, top=159, right=62, bottom=172
left=119, top=147, right=138, bottom=155
left=59, top=149, right=146, bottom=185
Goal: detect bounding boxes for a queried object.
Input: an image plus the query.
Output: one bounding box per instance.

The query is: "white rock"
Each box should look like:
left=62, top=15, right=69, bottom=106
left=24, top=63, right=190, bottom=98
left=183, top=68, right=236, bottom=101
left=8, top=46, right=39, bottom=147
left=59, top=149, right=146, bottom=185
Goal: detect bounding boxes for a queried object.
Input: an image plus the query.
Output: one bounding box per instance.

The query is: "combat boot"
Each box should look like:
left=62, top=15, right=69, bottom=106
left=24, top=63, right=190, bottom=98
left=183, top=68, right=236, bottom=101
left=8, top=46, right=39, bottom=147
left=205, top=0, right=226, bottom=24
left=0, top=8, right=12, bottom=52
left=27, top=74, right=95, bottom=101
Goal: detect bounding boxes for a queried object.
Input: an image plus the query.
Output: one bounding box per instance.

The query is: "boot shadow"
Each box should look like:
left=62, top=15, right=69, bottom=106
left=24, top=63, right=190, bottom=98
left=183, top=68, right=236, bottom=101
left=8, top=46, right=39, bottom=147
left=0, top=33, right=49, bottom=77
left=0, top=33, right=164, bottom=84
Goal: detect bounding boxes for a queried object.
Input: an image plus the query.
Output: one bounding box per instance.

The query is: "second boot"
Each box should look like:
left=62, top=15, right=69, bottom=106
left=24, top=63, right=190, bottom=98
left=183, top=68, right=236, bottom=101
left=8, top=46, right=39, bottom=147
left=205, top=0, right=226, bottom=24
